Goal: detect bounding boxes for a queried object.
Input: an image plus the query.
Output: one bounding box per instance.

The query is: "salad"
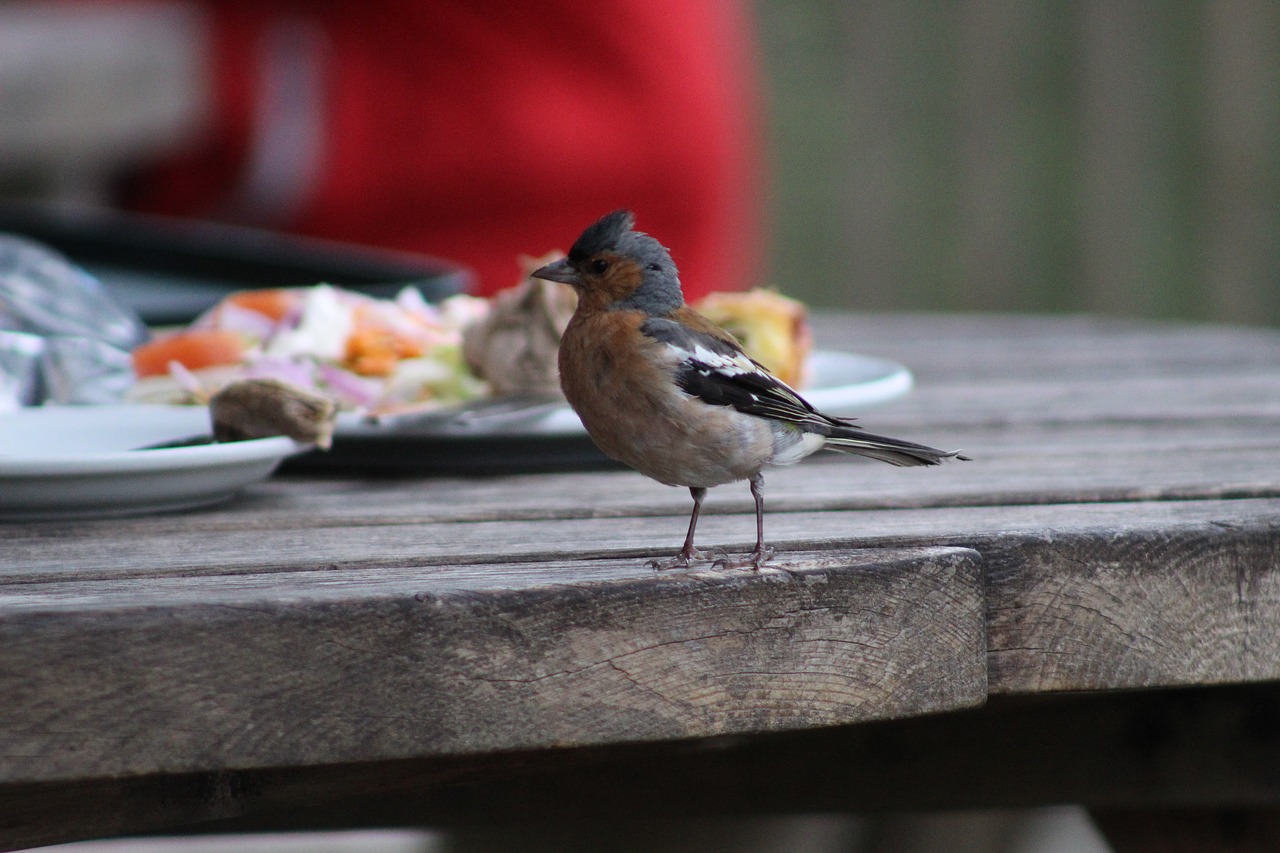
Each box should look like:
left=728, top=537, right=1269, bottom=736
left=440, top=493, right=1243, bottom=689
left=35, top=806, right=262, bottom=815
left=129, top=284, right=491, bottom=416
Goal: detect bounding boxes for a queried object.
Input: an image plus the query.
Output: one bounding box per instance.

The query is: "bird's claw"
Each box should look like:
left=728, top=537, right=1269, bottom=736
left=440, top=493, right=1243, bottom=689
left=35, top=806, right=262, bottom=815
left=646, top=546, right=724, bottom=571
left=712, top=545, right=776, bottom=571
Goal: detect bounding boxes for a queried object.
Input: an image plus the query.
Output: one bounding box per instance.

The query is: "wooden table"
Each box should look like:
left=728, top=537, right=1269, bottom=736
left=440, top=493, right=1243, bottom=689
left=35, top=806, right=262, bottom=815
left=4, top=313, right=1279, bottom=851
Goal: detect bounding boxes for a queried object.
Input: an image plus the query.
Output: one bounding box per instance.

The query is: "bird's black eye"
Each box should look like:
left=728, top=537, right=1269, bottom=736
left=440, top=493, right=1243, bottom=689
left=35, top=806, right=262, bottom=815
left=590, top=258, right=609, bottom=275
left=648, top=263, right=662, bottom=272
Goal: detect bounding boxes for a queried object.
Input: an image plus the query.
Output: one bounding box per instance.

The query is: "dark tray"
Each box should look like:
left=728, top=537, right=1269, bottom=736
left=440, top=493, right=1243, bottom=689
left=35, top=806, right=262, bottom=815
left=285, top=431, right=616, bottom=476
left=0, top=202, right=471, bottom=323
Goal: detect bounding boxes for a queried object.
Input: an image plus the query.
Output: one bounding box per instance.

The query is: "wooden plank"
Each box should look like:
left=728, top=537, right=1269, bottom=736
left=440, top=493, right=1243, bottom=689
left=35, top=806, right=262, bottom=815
left=864, top=374, right=1280, bottom=431
left=982, top=519, right=1280, bottom=694
left=4, top=500, right=1277, bottom=699
left=3, top=432, right=1279, bottom=578
left=5, top=420, right=1277, bottom=529
left=221, top=440, right=1280, bottom=516
left=0, top=546, right=987, bottom=786
left=809, top=314, right=1280, bottom=381
left=2, top=496, right=1275, bottom=583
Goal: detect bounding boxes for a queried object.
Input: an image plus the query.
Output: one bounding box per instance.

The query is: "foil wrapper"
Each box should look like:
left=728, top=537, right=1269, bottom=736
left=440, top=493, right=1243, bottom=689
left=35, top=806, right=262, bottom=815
left=0, top=234, right=147, bottom=409
left=0, top=331, right=43, bottom=411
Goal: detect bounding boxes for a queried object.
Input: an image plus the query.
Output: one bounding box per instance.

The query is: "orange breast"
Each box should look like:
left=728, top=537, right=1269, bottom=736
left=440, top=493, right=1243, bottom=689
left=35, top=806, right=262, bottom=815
left=558, top=311, right=774, bottom=487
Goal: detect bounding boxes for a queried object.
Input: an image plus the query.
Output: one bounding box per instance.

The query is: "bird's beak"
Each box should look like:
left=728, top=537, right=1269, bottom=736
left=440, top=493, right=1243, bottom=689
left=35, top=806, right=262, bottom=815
left=530, top=257, right=581, bottom=287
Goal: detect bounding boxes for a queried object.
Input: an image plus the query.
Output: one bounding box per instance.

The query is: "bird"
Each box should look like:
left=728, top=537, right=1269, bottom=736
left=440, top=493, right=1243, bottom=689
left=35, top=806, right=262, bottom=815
left=532, top=210, right=967, bottom=570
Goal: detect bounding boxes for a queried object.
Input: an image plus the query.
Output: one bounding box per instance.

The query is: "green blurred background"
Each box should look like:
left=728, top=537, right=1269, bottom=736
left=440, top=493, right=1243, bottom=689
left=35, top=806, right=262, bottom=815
left=755, top=0, right=1279, bottom=325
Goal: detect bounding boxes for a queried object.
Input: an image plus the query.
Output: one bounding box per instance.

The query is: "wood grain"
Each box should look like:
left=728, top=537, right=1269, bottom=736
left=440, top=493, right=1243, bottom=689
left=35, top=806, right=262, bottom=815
left=0, top=547, right=986, bottom=786
left=3, top=496, right=1275, bottom=583
left=979, top=519, right=1280, bottom=693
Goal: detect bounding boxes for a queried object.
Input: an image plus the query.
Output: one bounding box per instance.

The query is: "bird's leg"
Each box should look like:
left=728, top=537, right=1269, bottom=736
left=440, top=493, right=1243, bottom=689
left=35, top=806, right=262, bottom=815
left=746, top=472, right=776, bottom=567
left=713, top=472, right=775, bottom=570
left=647, top=486, right=715, bottom=570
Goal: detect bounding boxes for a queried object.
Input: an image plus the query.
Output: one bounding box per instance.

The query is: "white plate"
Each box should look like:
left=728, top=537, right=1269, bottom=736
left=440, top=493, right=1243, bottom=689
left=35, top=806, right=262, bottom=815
left=793, top=350, right=914, bottom=412
left=0, top=405, right=303, bottom=520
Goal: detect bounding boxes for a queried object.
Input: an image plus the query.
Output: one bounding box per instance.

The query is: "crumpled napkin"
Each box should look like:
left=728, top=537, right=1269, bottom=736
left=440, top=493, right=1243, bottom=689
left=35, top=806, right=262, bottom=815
left=0, top=234, right=147, bottom=410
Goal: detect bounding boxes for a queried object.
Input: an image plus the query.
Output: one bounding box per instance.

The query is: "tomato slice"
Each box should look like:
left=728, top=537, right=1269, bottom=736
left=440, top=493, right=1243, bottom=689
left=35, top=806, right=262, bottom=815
left=132, top=329, right=249, bottom=377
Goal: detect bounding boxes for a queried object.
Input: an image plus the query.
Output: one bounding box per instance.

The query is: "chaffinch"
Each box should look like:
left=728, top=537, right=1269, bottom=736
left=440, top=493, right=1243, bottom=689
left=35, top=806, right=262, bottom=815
left=533, top=210, right=967, bottom=570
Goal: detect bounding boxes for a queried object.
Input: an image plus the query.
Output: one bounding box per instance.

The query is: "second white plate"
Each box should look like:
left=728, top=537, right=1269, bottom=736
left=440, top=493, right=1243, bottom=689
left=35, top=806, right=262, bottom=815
left=0, top=405, right=304, bottom=520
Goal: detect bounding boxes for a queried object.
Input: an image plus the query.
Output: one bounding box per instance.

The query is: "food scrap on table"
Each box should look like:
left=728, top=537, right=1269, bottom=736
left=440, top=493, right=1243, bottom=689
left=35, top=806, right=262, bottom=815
left=209, top=378, right=337, bottom=448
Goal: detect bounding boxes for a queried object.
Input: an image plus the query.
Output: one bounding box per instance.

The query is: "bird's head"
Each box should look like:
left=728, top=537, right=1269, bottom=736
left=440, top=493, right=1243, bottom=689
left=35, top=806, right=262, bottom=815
left=531, top=210, right=683, bottom=315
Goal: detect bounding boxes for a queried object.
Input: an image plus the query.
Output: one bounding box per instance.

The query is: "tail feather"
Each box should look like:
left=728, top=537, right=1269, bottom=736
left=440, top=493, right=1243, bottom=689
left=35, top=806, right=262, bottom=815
left=817, top=424, right=970, bottom=467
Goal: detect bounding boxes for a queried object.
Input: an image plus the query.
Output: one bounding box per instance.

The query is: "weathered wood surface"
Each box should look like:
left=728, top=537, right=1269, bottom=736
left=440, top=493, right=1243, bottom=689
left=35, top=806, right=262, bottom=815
left=2, top=313, right=1279, bottom=847
left=1, top=546, right=986, bottom=785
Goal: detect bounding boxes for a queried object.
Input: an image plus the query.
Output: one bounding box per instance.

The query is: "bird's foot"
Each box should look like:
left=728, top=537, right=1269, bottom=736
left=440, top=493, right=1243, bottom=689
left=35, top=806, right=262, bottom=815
left=645, top=546, right=722, bottom=571
left=712, top=545, right=776, bottom=571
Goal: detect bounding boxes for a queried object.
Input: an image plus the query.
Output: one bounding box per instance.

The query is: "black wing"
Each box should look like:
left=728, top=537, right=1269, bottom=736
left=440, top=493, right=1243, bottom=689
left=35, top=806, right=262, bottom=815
left=640, top=317, right=852, bottom=431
